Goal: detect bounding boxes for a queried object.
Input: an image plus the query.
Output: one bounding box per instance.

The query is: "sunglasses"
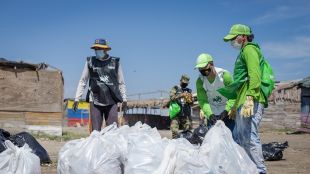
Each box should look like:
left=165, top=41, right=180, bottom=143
left=199, top=68, right=211, bottom=72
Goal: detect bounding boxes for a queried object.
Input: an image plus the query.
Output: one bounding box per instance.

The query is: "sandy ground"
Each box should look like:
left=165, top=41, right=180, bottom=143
left=37, top=126, right=310, bottom=174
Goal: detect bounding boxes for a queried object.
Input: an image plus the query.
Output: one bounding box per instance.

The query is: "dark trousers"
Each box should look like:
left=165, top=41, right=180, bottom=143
left=89, top=102, right=118, bottom=131
left=207, top=115, right=235, bottom=133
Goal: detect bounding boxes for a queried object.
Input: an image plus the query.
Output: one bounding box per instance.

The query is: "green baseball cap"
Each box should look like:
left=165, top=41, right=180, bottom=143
left=181, top=74, right=190, bottom=83
left=223, top=24, right=251, bottom=42
left=195, top=53, right=213, bottom=69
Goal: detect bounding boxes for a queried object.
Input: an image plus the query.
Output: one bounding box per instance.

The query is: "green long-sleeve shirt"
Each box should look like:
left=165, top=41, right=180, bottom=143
left=234, top=43, right=266, bottom=109
left=196, top=70, right=235, bottom=119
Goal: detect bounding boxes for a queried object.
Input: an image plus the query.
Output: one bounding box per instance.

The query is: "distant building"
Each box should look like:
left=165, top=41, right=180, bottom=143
left=261, top=77, right=310, bottom=131
left=0, top=58, right=63, bottom=136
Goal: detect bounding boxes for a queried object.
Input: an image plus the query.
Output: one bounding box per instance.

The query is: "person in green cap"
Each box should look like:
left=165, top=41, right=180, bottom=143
left=195, top=53, right=235, bottom=132
left=221, top=24, right=267, bottom=174
left=169, top=74, right=193, bottom=139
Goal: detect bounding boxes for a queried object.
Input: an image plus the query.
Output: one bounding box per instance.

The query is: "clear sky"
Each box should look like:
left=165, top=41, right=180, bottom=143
left=1, top=0, right=309, bottom=100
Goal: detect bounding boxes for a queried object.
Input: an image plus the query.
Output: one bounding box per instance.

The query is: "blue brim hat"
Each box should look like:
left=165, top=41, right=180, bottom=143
left=91, top=38, right=111, bottom=50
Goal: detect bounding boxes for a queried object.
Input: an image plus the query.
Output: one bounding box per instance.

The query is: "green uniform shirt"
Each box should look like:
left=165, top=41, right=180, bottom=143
left=196, top=70, right=235, bottom=119
left=234, top=43, right=266, bottom=109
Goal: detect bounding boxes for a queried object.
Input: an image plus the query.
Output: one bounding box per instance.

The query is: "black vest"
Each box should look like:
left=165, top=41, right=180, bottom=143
left=174, top=85, right=192, bottom=117
left=87, top=56, right=123, bottom=105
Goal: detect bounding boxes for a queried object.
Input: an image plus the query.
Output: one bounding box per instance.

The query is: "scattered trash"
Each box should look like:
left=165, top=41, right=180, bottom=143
left=262, top=141, right=289, bottom=161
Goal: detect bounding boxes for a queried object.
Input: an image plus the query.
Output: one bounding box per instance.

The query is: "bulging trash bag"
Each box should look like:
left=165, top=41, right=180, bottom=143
left=176, top=130, right=195, bottom=144
left=192, top=123, right=209, bottom=145
left=57, top=123, right=122, bottom=174
left=199, top=121, right=258, bottom=174
left=262, top=141, right=288, bottom=161
left=166, top=139, right=209, bottom=174
left=153, top=139, right=178, bottom=174
left=123, top=122, right=166, bottom=174
left=9, top=132, right=52, bottom=164
left=0, top=129, right=10, bottom=153
left=0, top=140, right=41, bottom=174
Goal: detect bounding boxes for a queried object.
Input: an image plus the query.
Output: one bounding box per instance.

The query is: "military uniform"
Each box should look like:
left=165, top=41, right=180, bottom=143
left=170, top=75, right=193, bottom=139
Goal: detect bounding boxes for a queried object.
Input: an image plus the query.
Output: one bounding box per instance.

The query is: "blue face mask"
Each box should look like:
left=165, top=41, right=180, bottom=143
left=95, top=50, right=105, bottom=59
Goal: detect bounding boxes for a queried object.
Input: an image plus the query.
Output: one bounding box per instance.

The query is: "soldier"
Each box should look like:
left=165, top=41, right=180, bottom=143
left=170, top=74, right=193, bottom=139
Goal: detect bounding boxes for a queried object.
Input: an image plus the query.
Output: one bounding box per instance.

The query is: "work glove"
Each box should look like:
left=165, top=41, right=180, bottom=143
left=72, top=101, right=79, bottom=112
left=177, top=93, right=186, bottom=99
left=219, top=110, right=228, bottom=121
left=208, top=114, right=217, bottom=125
left=228, top=107, right=237, bottom=120
left=183, top=92, right=193, bottom=104
left=240, top=96, right=254, bottom=117
left=199, top=110, right=205, bottom=120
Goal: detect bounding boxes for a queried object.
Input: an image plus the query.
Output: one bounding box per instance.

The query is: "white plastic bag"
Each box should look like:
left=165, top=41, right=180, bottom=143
left=173, top=139, right=209, bottom=174
left=57, top=123, right=122, bottom=174
left=123, top=122, right=166, bottom=174
left=0, top=140, right=41, bottom=174
left=155, top=138, right=209, bottom=174
left=199, top=121, right=258, bottom=174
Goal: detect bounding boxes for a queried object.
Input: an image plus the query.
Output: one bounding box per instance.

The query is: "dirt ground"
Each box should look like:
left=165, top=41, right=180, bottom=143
left=37, top=126, right=310, bottom=174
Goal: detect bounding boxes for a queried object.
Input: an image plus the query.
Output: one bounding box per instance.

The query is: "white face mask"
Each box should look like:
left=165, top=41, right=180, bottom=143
left=230, top=39, right=242, bottom=50
left=95, top=50, right=105, bottom=59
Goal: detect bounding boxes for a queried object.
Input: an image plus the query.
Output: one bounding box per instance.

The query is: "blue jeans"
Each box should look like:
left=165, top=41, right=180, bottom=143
left=233, top=103, right=267, bottom=174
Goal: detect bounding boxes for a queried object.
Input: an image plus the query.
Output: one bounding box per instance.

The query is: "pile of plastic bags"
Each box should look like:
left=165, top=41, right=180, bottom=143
left=0, top=140, right=41, bottom=174
left=0, top=128, right=52, bottom=174
left=0, top=129, right=51, bottom=164
left=57, top=121, right=259, bottom=174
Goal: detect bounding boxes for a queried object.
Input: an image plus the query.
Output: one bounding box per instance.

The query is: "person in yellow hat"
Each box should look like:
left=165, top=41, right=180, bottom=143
left=195, top=53, right=235, bottom=132
left=169, top=74, right=193, bottom=139
left=220, top=24, right=267, bottom=174
left=73, top=39, right=127, bottom=132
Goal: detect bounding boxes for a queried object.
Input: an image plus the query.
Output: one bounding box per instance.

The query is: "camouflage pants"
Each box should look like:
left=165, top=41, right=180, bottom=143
left=170, top=116, right=191, bottom=139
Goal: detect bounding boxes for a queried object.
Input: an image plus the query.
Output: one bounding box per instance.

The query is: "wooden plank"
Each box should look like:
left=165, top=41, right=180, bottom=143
left=25, top=112, right=63, bottom=126
left=0, top=111, right=25, bottom=128
left=0, top=69, right=63, bottom=112
left=0, top=111, right=24, bottom=121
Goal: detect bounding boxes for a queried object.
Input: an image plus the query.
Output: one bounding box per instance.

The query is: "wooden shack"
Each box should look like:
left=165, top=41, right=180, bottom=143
left=0, top=58, right=63, bottom=135
left=262, top=77, right=310, bottom=131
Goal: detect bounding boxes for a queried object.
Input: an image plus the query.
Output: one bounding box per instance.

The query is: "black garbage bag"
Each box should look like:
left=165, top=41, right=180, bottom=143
left=192, top=123, right=209, bottom=145
left=9, top=132, right=52, bottom=164
left=176, top=130, right=196, bottom=144
left=262, top=141, right=288, bottom=161
left=0, top=129, right=11, bottom=153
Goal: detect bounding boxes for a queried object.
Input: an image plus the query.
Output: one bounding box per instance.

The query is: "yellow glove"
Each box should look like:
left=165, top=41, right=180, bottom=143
left=240, top=96, right=254, bottom=117
left=199, top=110, right=205, bottom=120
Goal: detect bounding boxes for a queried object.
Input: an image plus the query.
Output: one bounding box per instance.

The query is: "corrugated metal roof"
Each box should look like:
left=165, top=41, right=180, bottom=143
left=298, top=76, right=310, bottom=88
left=0, top=58, right=60, bottom=71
